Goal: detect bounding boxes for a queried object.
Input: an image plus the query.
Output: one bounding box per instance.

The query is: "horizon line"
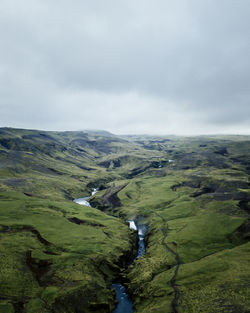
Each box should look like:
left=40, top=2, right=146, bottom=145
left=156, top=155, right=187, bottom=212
left=1, top=126, right=250, bottom=137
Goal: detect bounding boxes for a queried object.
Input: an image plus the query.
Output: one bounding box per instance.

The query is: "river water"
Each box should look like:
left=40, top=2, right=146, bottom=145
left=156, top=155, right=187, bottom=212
left=73, top=188, right=98, bottom=206
left=110, top=283, right=133, bottom=313
left=73, top=189, right=147, bottom=313
left=111, top=221, right=147, bottom=313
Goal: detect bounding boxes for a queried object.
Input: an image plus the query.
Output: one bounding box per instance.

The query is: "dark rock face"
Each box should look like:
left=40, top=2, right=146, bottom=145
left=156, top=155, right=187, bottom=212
left=171, top=180, right=202, bottom=191
left=98, top=159, right=121, bottom=169
left=238, top=200, right=250, bottom=214
left=191, top=186, right=216, bottom=198
left=171, top=178, right=250, bottom=207
left=126, top=167, right=145, bottom=179
left=233, top=219, right=250, bottom=241
left=102, top=184, right=128, bottom=208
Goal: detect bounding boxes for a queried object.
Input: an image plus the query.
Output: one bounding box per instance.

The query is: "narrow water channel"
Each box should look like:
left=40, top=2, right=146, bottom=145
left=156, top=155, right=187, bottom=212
left=73, top=188, right=98, bottom=206
left=73, top=189, right=147, bottom=313
left=110, top=283, right=133, bottom=313
left=111, top=221, right=147, bottom=313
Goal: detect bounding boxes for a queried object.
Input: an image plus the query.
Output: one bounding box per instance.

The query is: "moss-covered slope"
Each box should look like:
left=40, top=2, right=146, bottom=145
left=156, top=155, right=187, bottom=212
left=0, top=128, right=249, bottom=313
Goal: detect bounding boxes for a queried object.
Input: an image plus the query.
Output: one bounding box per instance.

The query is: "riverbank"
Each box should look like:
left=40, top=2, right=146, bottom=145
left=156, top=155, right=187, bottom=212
left=74, top=190, right=139, bottom=312
left=74, top=190, right=148, bottom=313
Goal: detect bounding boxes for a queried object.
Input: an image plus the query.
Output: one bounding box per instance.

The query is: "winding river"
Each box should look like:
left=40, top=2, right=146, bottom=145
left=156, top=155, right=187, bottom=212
left=74, top=189, right=147, bottom=313
left=73, top=188, right=98, bottom=206
left=111, top=221, right=147, bottom=313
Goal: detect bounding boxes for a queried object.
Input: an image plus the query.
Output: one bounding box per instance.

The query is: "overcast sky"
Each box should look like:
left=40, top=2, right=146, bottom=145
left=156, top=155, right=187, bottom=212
left=0, top=0, right=250, bottom=135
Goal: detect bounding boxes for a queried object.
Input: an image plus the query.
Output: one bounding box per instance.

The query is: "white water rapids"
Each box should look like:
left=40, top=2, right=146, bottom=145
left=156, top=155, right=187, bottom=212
left=73, top=188, right=98, bottom=207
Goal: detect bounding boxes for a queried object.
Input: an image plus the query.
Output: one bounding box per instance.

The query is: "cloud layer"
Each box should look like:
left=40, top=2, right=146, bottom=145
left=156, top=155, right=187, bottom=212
left=1, top=0, right=250, bottom=134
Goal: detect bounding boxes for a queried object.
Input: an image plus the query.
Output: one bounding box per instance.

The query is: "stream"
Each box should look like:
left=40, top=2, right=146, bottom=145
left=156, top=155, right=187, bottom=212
left=73, top=188, right=98, bottom=206
left=111, top=221, right=147, bottom=313
left=74, top=189, right=147, bottom=313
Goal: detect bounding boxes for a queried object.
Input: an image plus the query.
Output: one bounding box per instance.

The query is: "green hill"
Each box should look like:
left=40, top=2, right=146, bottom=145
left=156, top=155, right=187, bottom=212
left=0, top=128, right=249, bottom=312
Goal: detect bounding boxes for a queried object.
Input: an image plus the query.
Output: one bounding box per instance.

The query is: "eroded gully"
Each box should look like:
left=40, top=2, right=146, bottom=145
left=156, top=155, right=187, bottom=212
left=74, top=189, right=147, bottom=313
left=74, top=190, right=181, bottom=313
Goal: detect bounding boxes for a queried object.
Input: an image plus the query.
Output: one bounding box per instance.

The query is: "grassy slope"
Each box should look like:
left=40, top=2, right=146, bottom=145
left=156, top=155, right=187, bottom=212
left=0, top=128, right=141, bottom=312
left=0, top=194, right=133, bottom=313
left=0, top=128, right=250, bottom=313
left=112, top=136, right=250, bottom=313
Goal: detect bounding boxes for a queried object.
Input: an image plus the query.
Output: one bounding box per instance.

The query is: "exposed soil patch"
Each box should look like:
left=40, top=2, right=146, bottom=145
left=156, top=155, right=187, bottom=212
left=102, top=184, right=128, bottom=208
left=23, top=192, right=33, bottom=197
left=43, top=250, right=59, bottom=255
left=126, top=192, right=132, bottom=199
left=30, top=228, right=52, bottom=246
left=26, top=250, right=52, bottom=286
left=67, top=217, right=104, bottom=227
left=1, top=225, right=52, bottom=246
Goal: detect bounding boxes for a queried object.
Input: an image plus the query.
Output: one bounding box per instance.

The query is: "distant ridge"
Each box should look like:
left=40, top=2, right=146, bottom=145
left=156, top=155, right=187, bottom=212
left=80, top=129, right=115, bottom=136
left=0, top=127, right=115, bottom=137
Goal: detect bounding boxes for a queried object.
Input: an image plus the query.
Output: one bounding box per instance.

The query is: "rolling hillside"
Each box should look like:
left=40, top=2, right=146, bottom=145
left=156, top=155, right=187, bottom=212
left=0, top=127, right=249, bottom=313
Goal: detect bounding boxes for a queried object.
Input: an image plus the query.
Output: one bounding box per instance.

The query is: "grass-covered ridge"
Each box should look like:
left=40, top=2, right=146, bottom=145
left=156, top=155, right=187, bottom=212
left=0, top=127, right=249, bottom=312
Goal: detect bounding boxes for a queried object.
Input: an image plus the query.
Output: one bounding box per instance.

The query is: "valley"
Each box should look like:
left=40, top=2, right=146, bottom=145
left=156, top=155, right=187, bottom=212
left=0, top=127, right=249, bottom=313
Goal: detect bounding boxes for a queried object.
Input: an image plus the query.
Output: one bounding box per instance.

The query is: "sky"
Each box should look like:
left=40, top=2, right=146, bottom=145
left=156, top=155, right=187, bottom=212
left=0, top=0, right=250, bottom=135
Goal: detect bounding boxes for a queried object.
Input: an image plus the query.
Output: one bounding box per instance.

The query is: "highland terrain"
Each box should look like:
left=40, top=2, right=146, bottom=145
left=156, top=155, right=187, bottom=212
left=0, top=127, right=249, bottom=313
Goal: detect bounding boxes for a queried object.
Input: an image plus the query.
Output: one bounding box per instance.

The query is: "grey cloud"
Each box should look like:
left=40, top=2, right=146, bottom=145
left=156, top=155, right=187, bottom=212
left=0, top=0, right=250, bottom=134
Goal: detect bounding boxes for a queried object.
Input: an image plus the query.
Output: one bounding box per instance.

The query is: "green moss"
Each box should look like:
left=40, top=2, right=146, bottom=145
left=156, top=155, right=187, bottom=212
left=25, top=299, right=47, bottom=313
left=0, top=128, right=249, bottom=312
left=178, top=243, right=250, bottom=313
left=0, top=303, right=15, bottom=313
